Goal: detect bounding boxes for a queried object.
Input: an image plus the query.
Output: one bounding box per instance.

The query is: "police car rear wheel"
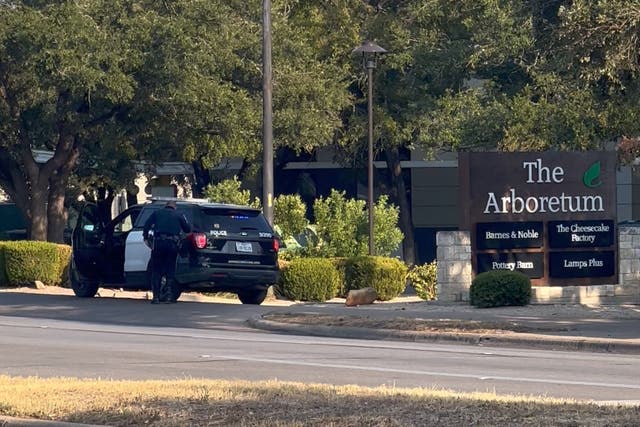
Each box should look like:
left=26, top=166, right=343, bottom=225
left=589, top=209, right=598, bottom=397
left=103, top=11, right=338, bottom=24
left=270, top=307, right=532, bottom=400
left=69, top=260, right=99, bottom=298
left=238, top=288, right=268, bottom=305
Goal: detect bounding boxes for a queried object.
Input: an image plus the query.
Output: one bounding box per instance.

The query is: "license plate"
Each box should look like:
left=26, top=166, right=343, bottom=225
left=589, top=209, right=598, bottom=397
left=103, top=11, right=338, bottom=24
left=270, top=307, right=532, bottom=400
left=235, top=242, right=253, bottom=253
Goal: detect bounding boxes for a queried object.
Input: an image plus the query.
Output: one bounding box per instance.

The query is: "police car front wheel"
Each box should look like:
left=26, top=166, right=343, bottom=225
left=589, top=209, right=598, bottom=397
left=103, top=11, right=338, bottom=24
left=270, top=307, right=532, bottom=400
left=69, top=260, right=99, bottom=298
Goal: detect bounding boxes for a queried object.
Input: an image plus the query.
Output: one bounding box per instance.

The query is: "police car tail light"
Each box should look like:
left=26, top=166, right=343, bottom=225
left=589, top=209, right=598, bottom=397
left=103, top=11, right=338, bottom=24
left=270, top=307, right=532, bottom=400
left=190, top=233, right=207, bottom=249
left=273, top=238, right=280, bottom=252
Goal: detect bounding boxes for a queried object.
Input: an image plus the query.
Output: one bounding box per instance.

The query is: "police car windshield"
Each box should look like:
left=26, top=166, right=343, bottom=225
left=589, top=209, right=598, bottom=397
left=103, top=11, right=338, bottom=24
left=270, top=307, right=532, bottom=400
left=198, top=208, right=270, bottom=234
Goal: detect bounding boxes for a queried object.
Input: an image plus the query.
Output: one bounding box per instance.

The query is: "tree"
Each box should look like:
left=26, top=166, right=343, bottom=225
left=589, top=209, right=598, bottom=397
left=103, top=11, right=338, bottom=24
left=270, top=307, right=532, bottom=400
left=0, top=1, right=262, bottom=241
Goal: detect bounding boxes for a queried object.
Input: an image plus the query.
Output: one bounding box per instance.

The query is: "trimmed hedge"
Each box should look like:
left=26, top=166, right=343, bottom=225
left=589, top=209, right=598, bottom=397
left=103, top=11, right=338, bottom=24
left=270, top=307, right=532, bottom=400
left=56, top=244, right=72, bottom=288
left=277, top=257, right=340, bottom=302
left=0, top=241, right=72, bottom=287
left=408, top=261, right=437, bottom=301
left=344, top=256, right=408, bottom=301
left=330, top=257, right=348, bottom=297
left=0, top=243, right=7, bottom=285
left=470, top=270, right=532, bottom=308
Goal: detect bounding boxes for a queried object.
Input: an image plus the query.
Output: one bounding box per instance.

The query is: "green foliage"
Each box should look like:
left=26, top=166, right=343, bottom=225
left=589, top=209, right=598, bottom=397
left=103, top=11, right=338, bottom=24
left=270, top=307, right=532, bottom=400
left=2, top=241, right=71, bottom=286
left=313, top=190, right=367, bottom=257
left=0, top=243, right=7, bottom=286
left=470, top=271, right=532, bottom=308
left=408, top=262, right=438, bottom=301
left=372, top=195, right=404, bottom=257
left=344, top=256, right=408, bottom=302
left=330, top=257, right=349, bottom=298
left=313, top=190, right=403, bottom=258
left=273, top=194, right=308, bottom=240
left=277, top=258, right=340, bottom=302
left=56, top=244, right=72, bottom=288
left=203, top=176, right=261, bottom=208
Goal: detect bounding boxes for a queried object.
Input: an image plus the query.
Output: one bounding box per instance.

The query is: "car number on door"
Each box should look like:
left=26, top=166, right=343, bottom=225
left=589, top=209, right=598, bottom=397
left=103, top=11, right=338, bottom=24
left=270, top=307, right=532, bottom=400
left=235, top=242, right=253, bottom=253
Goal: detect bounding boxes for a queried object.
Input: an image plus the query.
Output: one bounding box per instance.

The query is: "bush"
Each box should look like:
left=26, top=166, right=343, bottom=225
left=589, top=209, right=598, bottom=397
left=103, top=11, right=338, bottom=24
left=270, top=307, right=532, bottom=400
left=470, top=270, right=532, bottom=308
left=2, top=241, right=71, bottom=286
left=203, top=176, right=261, bottom=208
left=0, top=243, right=8, bottom=285
left=330, top=257, right=348, bottom=297
left=344, top=256, right=408, bottom=301
left=313, top=190, right=403, bottom=257
left=273, top=194, right=308, bottom=240
left=56, top=244, right=72, bottom=287
left=277, top=257, right=340, bottom=302
left=408, top=261, right=437, bottom=300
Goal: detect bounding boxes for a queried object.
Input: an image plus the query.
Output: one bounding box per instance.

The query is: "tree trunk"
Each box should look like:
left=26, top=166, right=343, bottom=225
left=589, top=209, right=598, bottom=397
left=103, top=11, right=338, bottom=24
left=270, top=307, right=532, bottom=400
left=384, top=147, right=416, bottom=265
left=47, top=170, right=71, bottom=243
left=28, top=186, right=48, bottom=241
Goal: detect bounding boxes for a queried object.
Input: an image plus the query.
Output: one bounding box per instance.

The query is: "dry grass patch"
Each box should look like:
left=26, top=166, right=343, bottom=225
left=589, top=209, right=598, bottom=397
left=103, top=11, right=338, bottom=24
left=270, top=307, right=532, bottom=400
left=262, top=313, right=571, bottom=334
left=1, top=376, right=638, bottom=426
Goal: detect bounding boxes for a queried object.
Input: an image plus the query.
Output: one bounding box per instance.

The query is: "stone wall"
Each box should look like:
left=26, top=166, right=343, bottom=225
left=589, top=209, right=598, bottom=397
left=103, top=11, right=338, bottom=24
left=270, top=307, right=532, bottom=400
left=436, top=228, right=640, bottom=305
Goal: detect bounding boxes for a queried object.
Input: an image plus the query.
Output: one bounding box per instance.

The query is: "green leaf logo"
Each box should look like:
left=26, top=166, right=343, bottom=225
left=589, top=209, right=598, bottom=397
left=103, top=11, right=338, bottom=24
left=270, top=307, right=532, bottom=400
left=583, top=161, right=602, bottom=188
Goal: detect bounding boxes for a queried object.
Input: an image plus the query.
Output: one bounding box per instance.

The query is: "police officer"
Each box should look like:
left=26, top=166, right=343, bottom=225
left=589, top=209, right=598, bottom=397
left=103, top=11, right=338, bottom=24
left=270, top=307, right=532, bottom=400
left=143, top=201, right=191, bottom=304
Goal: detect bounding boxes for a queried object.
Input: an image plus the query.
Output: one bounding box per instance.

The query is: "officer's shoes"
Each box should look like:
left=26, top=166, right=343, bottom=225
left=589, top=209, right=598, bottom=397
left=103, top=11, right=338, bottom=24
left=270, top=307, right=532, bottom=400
left=162, top=300, right=177, bottom=304
left=150, top=299, right=161, bottom=304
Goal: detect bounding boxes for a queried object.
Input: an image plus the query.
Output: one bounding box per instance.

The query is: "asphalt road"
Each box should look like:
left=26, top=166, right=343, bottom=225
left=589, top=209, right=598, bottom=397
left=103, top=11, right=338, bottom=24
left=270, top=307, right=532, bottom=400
left=1, top=292, right=639, bottom=403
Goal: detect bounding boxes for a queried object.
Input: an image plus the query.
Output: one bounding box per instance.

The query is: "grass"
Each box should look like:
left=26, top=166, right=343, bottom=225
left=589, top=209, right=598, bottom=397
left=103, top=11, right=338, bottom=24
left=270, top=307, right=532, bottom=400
left=0, top=376, right=638, bottom=426
left=261, top=313, right=570, bottom=334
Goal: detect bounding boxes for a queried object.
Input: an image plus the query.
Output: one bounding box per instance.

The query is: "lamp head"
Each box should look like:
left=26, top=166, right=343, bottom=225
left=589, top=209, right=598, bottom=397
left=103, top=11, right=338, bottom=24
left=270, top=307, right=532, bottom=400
left=352, top=40, right=387, bottom=70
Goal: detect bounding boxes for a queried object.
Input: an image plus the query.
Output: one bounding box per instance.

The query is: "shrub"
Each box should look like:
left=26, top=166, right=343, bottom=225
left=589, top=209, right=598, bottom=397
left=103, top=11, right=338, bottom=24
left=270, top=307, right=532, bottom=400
left=313, top=190, right=403, bottom=257
left=273, top=194, right=308, bottom=240
left=277, top=257, right=340, bottom=302
left=3, top=241, right=62, bottom=286
left=344, top=256, right=408, bottom=301
left=0, top=243, right=8, bottom=285
left=470, top=270, right=532, bottom=308
left=203, top=176, right=261, bottom=208
left=408, top=261, right=437, bottom=301
left=330, top=257, right=348, bottom=297
left=55, top=244, right=72, bottom=287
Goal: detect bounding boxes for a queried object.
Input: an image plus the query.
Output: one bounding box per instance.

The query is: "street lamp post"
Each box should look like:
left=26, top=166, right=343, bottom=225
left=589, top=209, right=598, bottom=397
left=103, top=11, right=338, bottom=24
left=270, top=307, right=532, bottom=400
left=262, top=0, right=274, bottom=225
left=353, top=40, right=387, bottom=256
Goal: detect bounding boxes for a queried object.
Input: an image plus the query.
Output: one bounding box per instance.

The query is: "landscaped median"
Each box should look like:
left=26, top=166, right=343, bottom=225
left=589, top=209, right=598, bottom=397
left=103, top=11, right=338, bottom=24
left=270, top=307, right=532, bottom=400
left=248, top=313, right=640, bottom=354
left=0, top=376, right=638, bottom=426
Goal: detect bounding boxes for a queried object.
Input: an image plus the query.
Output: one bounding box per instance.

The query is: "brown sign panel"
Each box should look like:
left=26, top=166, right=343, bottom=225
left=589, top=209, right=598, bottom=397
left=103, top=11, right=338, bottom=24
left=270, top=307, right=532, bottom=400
left=459, top=151, right=617, bottom=286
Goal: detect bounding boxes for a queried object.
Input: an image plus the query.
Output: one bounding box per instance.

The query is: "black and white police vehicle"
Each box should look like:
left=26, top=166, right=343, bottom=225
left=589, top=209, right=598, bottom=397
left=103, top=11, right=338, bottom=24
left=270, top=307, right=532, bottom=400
left=69, top=198, right=280, bottom=304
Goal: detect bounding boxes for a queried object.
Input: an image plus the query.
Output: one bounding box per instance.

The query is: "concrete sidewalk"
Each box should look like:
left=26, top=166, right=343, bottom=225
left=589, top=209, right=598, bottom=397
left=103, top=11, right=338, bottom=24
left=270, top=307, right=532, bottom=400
left=249, top=297, right=640, bottom=354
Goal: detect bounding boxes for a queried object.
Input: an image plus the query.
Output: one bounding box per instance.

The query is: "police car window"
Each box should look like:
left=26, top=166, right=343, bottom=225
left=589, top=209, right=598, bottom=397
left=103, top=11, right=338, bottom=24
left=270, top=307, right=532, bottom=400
left=114, top=215, right=133, bottom=233
left=134, top=204, right=194, bottom=228
left=133, top=205, right=163, bottom=228
left=199, top=208, right=270, bottom=233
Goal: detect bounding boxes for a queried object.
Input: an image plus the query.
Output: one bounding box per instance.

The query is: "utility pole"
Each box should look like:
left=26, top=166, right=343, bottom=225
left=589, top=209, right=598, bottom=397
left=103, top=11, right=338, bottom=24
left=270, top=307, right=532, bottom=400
left=262, top=0, right=274, bottom=224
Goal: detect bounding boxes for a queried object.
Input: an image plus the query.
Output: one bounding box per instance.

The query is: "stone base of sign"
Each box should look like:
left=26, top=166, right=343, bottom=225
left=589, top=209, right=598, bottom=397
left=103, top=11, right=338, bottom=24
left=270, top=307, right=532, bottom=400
left=531, top=284, right=639, bottom=305
left=436, top=228, right=640, bottom=305
left=436, top=231, right=472, bottom=303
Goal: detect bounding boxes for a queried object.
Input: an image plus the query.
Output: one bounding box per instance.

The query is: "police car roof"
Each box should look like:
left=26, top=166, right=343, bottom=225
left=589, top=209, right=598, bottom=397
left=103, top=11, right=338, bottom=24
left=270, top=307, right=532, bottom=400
left=149, top=197, right=261, bottom=211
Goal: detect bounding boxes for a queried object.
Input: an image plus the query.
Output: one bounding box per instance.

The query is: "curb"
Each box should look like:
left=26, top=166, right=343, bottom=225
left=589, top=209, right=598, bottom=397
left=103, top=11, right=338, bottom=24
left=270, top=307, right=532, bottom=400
left=0, top=416, right=106, bottom=427
left=247, top=317, right=640, bottom=354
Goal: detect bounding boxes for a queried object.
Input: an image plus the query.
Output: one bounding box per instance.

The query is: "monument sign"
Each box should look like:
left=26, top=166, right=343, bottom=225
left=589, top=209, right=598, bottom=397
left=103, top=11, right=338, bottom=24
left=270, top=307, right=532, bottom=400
left=459, top=152, right=617, bottom=286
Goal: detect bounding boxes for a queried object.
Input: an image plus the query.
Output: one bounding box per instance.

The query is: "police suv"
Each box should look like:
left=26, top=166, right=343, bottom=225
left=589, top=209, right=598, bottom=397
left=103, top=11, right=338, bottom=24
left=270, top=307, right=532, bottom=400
left=70, top=198, right=280, bottom=304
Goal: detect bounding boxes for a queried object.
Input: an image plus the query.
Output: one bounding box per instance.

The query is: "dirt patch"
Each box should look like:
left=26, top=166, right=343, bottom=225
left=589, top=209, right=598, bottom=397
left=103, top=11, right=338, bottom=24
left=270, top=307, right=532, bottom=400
left=261, top=313, right=574, bottom=334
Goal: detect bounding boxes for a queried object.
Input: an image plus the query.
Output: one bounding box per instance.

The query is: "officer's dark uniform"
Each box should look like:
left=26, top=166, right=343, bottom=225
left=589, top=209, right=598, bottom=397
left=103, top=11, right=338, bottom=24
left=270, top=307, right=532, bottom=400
left=143, top=202, right=191, bottom=303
